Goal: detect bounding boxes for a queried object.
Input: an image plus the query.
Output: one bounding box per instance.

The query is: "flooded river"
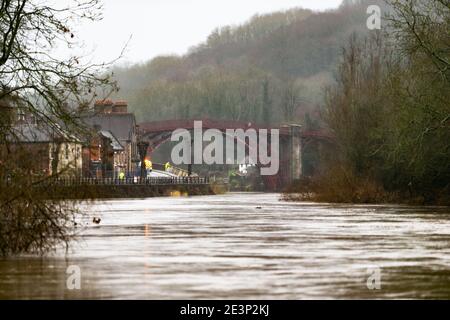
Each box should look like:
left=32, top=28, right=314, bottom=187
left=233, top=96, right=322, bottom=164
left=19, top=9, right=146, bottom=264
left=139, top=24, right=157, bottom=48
left=1, top=193, right=450, bottom=299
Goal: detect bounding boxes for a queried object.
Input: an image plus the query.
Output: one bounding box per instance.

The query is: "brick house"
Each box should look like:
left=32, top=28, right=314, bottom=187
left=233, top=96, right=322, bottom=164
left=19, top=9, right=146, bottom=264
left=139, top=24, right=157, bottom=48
left=1, top=99, right=82, bottom=177
left=82, top=129, right=125, bottom=178
left=3, top=124, right=83, bottom=177
left=83, top=100, right=138, bottom=175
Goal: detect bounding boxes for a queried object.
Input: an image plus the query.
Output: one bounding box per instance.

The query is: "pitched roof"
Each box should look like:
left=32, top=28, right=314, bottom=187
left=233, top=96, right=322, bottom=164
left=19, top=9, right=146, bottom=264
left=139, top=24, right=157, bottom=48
left=11, top=124, right=80, bottom=143
left=99, top=130, right=124, bottom=151
left=83, top=113, right=136, bottom=142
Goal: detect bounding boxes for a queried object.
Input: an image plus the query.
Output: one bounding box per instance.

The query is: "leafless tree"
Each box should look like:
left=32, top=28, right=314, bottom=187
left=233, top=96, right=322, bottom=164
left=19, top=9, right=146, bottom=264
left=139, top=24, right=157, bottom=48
left=387, top=0, right=450, bottom=81
left=0, top=0, right=119, bottom=255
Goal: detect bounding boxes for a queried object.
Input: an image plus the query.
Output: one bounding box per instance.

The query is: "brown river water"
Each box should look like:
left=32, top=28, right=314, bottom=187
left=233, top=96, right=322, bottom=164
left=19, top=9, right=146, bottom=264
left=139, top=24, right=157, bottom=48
left=1, top=192, right=450, bottom=299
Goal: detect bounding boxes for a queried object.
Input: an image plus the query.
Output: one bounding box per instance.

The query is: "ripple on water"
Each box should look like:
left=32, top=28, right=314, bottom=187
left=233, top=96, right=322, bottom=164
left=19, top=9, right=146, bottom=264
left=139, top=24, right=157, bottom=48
left=1, top=193, right=450, bottom=299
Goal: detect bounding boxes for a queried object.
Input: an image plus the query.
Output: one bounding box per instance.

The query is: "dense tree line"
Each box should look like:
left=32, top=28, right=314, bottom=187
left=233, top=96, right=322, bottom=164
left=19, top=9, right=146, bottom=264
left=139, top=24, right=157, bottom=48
left=319, top=0, right=450, bottom=204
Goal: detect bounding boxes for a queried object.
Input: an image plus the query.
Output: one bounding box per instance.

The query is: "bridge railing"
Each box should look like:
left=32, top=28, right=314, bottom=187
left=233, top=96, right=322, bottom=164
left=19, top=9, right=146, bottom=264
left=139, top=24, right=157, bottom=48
left=24, top=176, right=211, bottom=187
left=152, top=163, right=190, bottom=177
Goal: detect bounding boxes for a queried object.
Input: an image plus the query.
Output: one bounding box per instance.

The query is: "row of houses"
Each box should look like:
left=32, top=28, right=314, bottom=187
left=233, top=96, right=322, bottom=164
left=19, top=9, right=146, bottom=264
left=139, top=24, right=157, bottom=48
left=83, top=100, right=139, bottom=178
left=0, top=99, right=140, bottom=178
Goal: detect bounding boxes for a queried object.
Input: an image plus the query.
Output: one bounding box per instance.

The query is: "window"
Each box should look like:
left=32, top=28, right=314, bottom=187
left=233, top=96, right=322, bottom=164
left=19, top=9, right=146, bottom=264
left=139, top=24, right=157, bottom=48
left=17, top=110, right=25, bottom=121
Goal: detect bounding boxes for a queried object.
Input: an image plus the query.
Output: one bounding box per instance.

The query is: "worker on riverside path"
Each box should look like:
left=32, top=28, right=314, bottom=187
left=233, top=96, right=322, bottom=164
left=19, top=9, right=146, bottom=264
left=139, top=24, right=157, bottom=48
left=144, top=159, right=152, bottom=173
left=119, top=171, right=125, bottom=181
left=165, top=162, right=172, bottom=171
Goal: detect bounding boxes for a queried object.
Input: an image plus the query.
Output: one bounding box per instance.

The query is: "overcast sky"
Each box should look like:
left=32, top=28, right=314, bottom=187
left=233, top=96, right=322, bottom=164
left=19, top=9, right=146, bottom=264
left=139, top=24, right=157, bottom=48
left=70, top=0, right=342, bottom=65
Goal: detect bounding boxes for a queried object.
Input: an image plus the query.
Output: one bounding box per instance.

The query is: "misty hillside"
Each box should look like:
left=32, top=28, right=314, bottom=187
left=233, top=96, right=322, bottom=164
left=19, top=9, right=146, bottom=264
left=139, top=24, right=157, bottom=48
left=112, top=0, right=382, bottom=125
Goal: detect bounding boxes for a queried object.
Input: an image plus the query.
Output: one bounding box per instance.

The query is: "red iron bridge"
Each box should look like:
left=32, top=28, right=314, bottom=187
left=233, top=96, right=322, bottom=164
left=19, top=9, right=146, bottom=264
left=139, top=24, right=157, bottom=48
left=137, top=119, right=333, bottom=191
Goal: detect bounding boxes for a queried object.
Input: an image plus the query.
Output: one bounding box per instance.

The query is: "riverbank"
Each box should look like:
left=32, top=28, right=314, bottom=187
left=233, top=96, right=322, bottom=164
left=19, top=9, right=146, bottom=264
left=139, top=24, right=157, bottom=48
left=282, top=178, right=450, bottom=206
left=35, top=183, right=227, bottom=200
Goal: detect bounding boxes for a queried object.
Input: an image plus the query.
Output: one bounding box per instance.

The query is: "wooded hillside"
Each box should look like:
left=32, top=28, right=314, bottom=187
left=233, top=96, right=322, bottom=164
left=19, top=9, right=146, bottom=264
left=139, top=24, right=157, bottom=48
left=112, top=0, right=383, bottom=126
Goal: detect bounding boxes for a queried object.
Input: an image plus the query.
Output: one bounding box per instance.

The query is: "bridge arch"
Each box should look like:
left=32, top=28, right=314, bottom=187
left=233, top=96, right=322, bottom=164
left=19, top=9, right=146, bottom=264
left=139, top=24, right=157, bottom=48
left=138, top=119, right=333, bottom=190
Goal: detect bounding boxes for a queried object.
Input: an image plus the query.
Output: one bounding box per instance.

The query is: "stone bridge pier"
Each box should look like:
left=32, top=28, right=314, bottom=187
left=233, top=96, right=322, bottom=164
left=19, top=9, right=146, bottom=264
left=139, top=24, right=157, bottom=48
left=288, top=124, right=303, bottom=182
left=274, top=124, right=303, bottom=190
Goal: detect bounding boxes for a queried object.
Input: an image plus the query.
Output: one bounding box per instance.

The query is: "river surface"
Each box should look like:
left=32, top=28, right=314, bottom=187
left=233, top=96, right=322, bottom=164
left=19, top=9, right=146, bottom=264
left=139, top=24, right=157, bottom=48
left=1, top=193, right=450, bottom=299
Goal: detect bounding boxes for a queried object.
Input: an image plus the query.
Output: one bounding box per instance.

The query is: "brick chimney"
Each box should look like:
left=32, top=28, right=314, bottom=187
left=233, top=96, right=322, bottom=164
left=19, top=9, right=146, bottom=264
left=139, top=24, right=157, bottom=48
left=112, top=100, right=128, bottom=113
left=94, top=99, right=114, bottom=114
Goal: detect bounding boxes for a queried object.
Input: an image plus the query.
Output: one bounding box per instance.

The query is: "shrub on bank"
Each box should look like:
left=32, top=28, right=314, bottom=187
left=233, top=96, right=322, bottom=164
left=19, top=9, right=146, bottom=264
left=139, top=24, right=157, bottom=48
left=283, top=165, right=450, bottom=206
left=283, top=166, right=393, bottom=204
